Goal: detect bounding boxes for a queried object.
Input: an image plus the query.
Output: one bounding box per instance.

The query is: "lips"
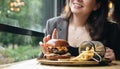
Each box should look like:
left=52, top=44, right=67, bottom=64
left=73, top=2, right=83, bottom=8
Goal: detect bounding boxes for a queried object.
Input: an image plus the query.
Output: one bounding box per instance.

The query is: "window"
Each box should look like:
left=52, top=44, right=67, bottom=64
left=0, top=0, right=65, bottom=64
left=0, top=0, right=56, bottom=32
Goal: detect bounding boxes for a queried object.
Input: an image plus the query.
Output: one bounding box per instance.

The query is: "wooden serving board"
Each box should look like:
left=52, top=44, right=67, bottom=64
left=38, top=59, right=101, bottom=66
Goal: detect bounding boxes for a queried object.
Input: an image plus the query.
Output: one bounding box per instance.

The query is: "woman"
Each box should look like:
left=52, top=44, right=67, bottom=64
left=40, top=0, right=120, bottom=60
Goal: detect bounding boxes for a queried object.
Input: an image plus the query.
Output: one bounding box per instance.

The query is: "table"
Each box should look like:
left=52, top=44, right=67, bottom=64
left=1, top=59, right=120, bottom=69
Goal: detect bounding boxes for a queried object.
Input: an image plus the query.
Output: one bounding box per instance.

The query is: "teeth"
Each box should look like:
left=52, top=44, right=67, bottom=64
left=73, top=2, right=80, bottom=5
left=73, top=3, right=82, bottom=7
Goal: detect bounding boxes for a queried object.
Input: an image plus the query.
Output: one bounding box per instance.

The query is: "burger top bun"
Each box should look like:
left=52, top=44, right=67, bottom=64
left=46, top=39, right=69, bottom=47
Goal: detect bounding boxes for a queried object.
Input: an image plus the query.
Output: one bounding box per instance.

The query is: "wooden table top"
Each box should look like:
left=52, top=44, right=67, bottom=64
left=1, top=59, right=120, bottom=69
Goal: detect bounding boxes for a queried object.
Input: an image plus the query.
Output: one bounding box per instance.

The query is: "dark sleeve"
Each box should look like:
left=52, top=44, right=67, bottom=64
left=105, top=23, right=120, bottom=60
left=112, top=25, right=120, bottom=60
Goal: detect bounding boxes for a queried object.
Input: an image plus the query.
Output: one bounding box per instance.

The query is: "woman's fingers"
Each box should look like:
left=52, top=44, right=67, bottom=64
left=104, top=47, right=115, bottom=60
left=46, top=35, right=51, bottom=41
left=43, top=28, right=57, bottom=43
left=40, top=34, right=51, bottom=54
left=52, top=28, right=57, bottom=39
left=39, top=41, right=49, bottom=54
left=39, top=42, right=46, bottom=54
left=43, top=35, right=51, bottom=43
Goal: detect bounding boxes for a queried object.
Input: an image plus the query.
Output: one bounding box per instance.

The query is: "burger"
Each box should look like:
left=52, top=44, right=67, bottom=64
left=45, top=39, right=71, bottom=60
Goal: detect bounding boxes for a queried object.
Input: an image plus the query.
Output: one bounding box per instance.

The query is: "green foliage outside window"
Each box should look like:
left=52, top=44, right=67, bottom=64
left=0, top=0, right=54, bottom=47
left=0, top=0, right=54, bottom=64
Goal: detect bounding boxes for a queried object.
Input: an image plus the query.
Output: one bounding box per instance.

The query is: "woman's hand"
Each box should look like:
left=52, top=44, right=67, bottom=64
left=104, top=47, right=116, bottom=60
left=39, top=28, right=57, bottom=55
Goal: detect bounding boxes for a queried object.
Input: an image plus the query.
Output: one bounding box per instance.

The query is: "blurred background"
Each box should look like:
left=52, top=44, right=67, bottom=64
left=0, top=0, right=65, bottom=64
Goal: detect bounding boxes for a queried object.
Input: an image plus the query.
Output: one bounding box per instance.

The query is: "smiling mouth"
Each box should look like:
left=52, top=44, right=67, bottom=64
left=73, top=3, right=83, bottom=8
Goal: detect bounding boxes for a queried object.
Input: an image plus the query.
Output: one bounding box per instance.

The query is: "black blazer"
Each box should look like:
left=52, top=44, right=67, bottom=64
left=43, top=16, right=120, bottom=60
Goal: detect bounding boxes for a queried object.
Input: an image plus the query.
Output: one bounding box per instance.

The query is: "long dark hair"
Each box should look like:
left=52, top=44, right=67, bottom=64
left=61, top=0, right=109, bottom=40
left=111, top=0, right=120, bottom=24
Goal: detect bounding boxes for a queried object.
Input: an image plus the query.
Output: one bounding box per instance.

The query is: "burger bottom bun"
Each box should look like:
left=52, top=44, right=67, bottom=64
left=46, top=55, right=71, bottom=60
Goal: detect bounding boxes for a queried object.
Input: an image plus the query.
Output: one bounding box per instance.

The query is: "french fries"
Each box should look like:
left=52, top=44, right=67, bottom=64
left=70, top=47, right=94, bottom=61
